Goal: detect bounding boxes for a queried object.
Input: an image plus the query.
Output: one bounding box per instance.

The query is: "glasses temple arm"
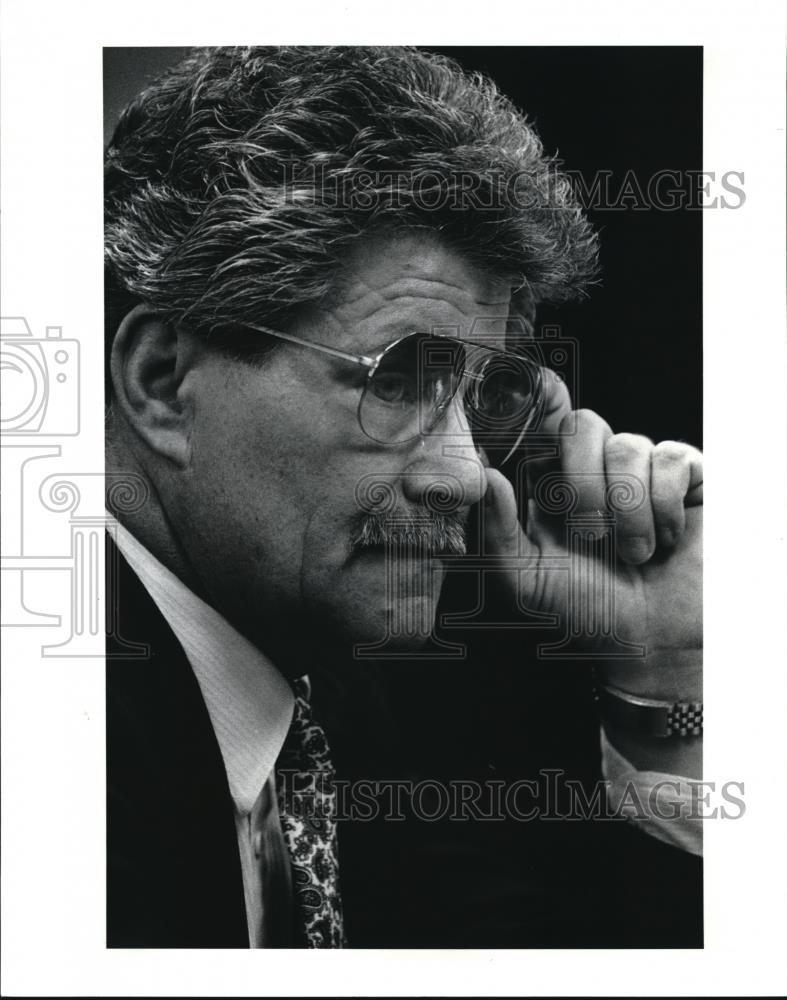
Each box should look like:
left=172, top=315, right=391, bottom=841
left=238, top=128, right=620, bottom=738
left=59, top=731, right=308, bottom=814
left=244, top=323, right=376, bottom=368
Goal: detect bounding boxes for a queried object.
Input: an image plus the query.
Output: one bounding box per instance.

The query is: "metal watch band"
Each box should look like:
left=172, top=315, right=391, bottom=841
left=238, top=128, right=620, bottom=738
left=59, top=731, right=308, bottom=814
left=596, top=684, right=703, bottom=738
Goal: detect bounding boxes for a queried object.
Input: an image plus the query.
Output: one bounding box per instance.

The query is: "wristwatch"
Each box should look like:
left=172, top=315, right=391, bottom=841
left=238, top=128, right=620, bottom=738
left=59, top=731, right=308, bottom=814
left=596, top=683, right=703, bottom=738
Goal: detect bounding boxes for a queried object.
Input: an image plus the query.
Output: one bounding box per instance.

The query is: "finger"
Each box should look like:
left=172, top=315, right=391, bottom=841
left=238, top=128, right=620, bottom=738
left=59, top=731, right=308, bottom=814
left=523, top=367, right=573, bottom=498
left=650, top=441, right=689, bottom=546
left=557, top=408, right=613, bottom=521
left=604, top=432, right=656, bottom=564
left=683, top=445, right=703, bottom=507
left=537, top=366, right=573, bottom=436
left=480, top=470, right=542, bottom=613
left=650, top=441, right=703, bottom=545
left=482, top=468, right=538, bottom=562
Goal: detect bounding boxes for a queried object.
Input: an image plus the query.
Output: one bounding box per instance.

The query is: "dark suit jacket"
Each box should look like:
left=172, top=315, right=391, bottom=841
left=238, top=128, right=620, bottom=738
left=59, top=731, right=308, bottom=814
left=310, top=568, right=705, bottom=948
left=107, top=536, right=703, bottom=949
left=106, top=537, right=249, bottom=947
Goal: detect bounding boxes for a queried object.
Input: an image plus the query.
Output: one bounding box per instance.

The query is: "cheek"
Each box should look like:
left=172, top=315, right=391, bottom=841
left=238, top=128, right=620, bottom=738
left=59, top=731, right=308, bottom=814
left=188, top=385, right=360, bottom=584
left=186, top=363, right=443, bottom=641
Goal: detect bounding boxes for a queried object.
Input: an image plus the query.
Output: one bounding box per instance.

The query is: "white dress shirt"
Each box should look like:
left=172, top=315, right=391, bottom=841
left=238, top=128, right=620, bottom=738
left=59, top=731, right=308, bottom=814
left=110, top=517, right=296, bottom=947
left=601, top=728, right=702, bottom=856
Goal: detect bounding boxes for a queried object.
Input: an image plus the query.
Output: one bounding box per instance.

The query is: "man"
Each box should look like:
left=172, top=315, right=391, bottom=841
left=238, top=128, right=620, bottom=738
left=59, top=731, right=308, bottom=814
left=105, top=45, right=702, bottom=948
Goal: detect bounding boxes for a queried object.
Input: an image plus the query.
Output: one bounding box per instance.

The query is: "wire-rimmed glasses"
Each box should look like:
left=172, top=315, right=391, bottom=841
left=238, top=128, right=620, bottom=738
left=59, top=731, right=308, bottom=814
left=244, top=323, right=544, bottom=467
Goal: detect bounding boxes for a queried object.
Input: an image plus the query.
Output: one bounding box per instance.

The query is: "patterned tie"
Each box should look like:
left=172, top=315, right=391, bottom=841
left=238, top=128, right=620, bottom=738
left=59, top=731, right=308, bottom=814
left=275, top=676, right=346, bottom=948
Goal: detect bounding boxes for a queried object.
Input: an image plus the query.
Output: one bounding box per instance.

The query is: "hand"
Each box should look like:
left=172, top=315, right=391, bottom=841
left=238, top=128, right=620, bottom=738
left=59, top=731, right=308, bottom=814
left=482, top=368, right=703, bottom=704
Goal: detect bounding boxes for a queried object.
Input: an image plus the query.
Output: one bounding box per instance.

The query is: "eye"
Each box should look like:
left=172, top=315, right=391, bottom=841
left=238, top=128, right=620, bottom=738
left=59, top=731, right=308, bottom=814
left=369, top=372, right=415, bottom=405
left=472, top=360, right=536, bottom=426
left=481, top=379, right=524, bottom=419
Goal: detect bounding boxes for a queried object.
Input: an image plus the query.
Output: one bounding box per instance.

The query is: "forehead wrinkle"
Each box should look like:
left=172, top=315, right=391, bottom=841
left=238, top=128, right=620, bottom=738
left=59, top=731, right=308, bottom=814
left=344, top=268, right=506, bottom=295
left=328, top=228, right=513, bottom=306
left=333, top=275, right=510, bottom=317
left=311, top=235, right=516, bottom=352
left=314, top=280, right=513, bottom=358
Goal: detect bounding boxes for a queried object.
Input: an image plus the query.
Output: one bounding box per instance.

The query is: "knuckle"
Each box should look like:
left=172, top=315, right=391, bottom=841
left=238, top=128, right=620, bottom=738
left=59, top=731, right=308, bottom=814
left=562, top=408, right=607, bottom=435
left=652, top=440, right=690, bottom=465
left=574, top=407, right=600, bottom=425
left=605, top=432, right=651, bottom=461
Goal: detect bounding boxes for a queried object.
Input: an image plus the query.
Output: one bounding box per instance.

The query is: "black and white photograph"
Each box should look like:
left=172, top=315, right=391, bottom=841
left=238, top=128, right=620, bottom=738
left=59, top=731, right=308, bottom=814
left=103, top=43, right=706, bottom=951
left=2, top=1, right=786, bottom=996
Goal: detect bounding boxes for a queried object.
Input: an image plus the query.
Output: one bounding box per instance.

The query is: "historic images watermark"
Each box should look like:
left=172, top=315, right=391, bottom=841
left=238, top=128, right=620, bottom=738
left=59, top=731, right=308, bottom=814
left=278, top=771, right=745, bottom=823
left=279, top=164, right=746, bottom=213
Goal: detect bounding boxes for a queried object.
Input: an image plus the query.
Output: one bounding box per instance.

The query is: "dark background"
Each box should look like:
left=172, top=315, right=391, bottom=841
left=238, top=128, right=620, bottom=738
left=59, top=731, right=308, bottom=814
left=104, top=46, right=702, bottom=448
left=103, top=46, right=703, bottom=948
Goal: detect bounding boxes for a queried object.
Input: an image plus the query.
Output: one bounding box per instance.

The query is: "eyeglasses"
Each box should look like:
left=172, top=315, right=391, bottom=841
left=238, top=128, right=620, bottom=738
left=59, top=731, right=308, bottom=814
left=244, top=323, right=544, bottom=467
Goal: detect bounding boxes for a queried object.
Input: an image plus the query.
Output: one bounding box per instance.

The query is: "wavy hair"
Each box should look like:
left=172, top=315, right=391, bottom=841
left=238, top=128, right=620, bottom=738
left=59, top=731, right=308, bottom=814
left=105, top=46, right=599, bottom=380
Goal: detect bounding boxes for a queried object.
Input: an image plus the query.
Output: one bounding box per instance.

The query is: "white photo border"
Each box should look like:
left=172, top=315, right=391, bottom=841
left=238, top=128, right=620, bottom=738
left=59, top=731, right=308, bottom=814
left=2, top=0, right=786, bottom=995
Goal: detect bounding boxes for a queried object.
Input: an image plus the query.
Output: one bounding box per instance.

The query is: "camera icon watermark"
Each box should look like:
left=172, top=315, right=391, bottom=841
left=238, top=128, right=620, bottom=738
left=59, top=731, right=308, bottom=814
left=0, top=317, right=80, bottom=436
left=1, top=315, right=86, bottom=645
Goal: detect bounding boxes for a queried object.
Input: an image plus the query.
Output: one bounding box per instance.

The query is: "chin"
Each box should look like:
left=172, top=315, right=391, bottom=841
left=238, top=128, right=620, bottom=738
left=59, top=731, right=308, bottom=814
left=365, top=593, right=440, bottom=653
left=314, top=593, right=439, bottom=657
left=305, top=557, right=446, bottom=656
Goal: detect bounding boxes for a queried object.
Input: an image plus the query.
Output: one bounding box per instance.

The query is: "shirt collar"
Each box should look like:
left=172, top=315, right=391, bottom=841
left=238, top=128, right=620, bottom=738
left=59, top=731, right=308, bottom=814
left=108, top=516, right=295, bottom=815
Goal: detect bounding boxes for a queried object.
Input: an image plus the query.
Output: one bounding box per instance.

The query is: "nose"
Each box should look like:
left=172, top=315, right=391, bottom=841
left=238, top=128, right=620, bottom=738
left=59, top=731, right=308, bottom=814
left=401, top=395, right=488, bottom=511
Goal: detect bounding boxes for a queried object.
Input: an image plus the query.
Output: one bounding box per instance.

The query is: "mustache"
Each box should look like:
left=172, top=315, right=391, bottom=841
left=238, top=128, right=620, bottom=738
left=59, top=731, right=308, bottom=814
left=350, top=509, right=468, bottom=557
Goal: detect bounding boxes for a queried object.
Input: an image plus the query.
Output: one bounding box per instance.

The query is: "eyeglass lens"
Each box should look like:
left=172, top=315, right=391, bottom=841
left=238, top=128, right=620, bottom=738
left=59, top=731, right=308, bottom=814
left=358, top=334, right=542, bottom=466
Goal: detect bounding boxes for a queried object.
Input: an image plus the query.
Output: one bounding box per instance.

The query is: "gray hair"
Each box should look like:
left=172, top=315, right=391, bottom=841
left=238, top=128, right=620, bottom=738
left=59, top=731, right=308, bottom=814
left=105, top=46, right=599, bottom=383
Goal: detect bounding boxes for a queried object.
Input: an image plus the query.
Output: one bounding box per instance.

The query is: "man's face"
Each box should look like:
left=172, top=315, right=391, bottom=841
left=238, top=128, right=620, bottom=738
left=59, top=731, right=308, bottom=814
left=171, top=231, right=513, bottom=657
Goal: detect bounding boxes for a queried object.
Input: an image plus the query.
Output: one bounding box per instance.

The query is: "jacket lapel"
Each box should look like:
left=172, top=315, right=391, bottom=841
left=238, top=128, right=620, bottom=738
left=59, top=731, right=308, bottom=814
left=106, top=534, right=249, bottom=947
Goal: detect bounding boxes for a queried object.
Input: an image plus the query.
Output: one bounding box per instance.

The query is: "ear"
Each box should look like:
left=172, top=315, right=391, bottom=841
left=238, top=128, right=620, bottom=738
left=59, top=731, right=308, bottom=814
left=109, top=304, right=197, bottom=467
